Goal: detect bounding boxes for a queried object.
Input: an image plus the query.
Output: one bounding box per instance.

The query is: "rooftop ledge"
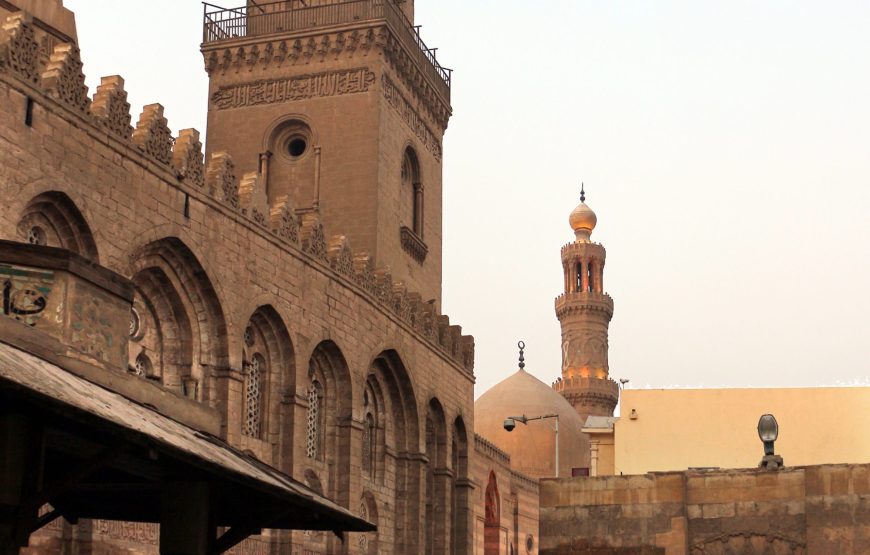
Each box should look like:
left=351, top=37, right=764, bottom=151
left=202, top=0, right=451, bottom=92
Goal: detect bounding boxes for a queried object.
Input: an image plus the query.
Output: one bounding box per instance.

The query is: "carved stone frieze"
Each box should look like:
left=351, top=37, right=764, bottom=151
left=327, top=235, right=354, bottom=277
left=300, top=213, right=328, bottom=262
left=0, top=13, right=40, bottom=84
left=352, top=252, right=377, bottom=296
left=400, top=225, right=429, bottom=263
left=210, top=67, right=376, bottom=110
left=391, top=283, right=412, bottom=322
left=203, top=25, right=450, bottom=131
left=92, top=76, right=133, bottom=139
left=205, top=151, right=239, bottom=209
left=270, top=195, right=300, bottom=244
left=384, top=76, right=442, bottom=161
left=691, top=532, right=805, bottom=555
left=373, top=268, right=393, bottom=305
left=132, top=104, right=173, bottom=166
left=171, top=129, right=205, bottom=187
left=238, top=171, right=268, bottom=227
left=42, top=43, right=89, bottom=113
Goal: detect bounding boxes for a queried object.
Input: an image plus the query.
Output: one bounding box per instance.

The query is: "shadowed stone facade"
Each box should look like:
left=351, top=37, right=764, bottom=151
left=0, top=1, right=481, bottom=553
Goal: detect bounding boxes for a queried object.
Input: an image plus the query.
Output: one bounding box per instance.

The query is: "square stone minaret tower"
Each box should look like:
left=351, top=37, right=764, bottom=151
left=201, top=0, right=451, bottom=305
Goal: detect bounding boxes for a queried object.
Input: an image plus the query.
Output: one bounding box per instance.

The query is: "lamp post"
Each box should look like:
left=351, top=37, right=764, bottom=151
left=503, top=413, right=560, bottom=477
left=757, top=414, right=783, bottom=470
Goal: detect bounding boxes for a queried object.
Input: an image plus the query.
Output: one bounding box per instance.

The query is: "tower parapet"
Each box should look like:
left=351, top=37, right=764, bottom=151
left=554, top=187, right=619, bottom=420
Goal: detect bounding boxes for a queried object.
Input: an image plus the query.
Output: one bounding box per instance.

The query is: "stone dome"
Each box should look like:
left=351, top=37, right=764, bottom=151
left=569, top=201, right=597, bottom=242
left=475, top=368, right=590, bottom=479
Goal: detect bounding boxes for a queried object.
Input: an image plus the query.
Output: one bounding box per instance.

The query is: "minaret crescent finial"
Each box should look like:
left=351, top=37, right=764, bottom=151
left=517, top=340, right=525, bottom=371
left=580, top=183, right=586, bottom=203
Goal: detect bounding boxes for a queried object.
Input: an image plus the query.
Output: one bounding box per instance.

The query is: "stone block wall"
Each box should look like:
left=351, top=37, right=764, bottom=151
left=472, top=434, right=540, bottom=555
left=540, top=463, right=870, bottom=555
left=0, top=8, right=474, bottom=554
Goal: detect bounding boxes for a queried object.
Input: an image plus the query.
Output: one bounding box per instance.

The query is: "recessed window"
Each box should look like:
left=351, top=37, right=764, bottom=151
left=26, top=226, right=46, bottom=246
left=288, top=136, right=307, bottom=158
left=133, top=353, right=152, bottom=377
left=271, top=119, right=314, bottom=163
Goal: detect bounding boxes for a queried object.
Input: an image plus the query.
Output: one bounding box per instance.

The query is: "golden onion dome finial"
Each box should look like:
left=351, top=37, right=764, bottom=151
left=569, top=182, right=597, bottom=242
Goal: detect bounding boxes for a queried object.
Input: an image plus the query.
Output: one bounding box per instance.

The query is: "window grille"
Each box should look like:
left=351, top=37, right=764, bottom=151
left=26, top=226, right=45, bottom=245
left=243, top=354, right=264, bottom=438
left=306, top=380, right=321, bottom=458
left=133, top=353, right=151, bottom=377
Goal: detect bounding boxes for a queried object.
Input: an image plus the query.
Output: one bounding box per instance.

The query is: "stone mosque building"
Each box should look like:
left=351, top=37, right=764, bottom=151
left=2, top=1, right=869, bottom=555
left=0, top=0, right=497, bottom=553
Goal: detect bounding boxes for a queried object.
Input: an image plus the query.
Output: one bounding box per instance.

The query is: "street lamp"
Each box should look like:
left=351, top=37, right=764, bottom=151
left=757, top=414, right=783, bottom=470
left=503, top=413, right=560, bottom=477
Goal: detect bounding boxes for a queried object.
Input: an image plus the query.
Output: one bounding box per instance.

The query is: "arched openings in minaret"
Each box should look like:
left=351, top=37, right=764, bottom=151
left=572, top=258, right=603, bottom=294
left=402, top=146, right=423, bottom=237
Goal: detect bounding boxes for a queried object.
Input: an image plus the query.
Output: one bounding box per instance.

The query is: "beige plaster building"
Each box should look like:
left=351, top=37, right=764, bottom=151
left=589, top=386, right=870, bottom=477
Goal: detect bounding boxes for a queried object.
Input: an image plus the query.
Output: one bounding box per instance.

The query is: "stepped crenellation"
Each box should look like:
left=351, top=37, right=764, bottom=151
left=0, top=10, right=474, bottom=374
left=91, top=75, right=132, bottom=139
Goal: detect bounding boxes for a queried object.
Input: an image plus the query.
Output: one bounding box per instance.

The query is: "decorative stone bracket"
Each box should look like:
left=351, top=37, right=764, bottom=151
left=400, top=225, right=427, bottom=264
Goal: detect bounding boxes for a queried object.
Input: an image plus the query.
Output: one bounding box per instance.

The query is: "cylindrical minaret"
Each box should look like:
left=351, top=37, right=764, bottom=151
left=553, top=186, right=619, bottom=422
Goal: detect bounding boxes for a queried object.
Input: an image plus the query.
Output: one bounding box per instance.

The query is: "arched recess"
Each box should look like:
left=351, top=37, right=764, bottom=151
left=366, top=350, right=420, bottom=554
left=401, top=146, right=423, bottom=237
left=484, top=471, right=501, bottom=555
left=451, top=416, right=471, bottom=555
left=240, top=305, right=295, bottom=468
left=425, top=397, right=449, bottom=555
left=357, top=491, right=379, bottom=555
left=300, top=469, right=328, bottom=553
left=128, top=238, right=228, bottom=403
left=304, top=341, right=353, bottom=505
left=17, top=191, right=99, bottom=262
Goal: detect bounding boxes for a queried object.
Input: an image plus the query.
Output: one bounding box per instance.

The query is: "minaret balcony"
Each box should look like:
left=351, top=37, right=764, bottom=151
left=555, top=291, right=614, bottom=318
left=202, top=0, right=451, bottom=99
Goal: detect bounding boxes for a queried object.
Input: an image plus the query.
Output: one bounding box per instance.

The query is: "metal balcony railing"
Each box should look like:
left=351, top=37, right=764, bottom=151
left=202, top=0, right=451, bottom=90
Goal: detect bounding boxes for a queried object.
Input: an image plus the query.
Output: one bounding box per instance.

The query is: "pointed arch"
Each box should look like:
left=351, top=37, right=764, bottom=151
left=451, top=415, right=471, bottom=555
left=367, top=349, right=421, bottom=553
left=240, top=305, right=295, bottom=466
left=17, top=191, right=99, bottom=262
left=357, top=490, right=379, bottom=555
left=305, top=340, right=352, bottom=506
left=425, top=397, right=449, bottom=555
left=484, top=471, right=501, bottom=555
left=401, top=146, right=423, bottom=237
left=128, top=238, right=228, bottom=401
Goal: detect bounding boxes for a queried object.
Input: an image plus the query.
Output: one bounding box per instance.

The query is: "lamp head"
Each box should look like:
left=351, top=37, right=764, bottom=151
left=757, top=414, right=779, bottom=455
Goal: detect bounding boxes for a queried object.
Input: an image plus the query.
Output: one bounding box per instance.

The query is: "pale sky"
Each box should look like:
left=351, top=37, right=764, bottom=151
left=66, top=1, right=870, bottom=399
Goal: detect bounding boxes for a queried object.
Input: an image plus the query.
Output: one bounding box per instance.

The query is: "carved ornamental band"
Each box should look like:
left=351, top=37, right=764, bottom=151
left=210, top=68, right=376, bottom=110
left=382, top=74, right=443, bottom=161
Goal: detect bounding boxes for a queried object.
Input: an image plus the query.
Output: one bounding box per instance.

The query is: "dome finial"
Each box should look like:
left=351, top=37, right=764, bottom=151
left=517, top=340, right=526, bottom=371
left=569, top=184, right=597, bottom=242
